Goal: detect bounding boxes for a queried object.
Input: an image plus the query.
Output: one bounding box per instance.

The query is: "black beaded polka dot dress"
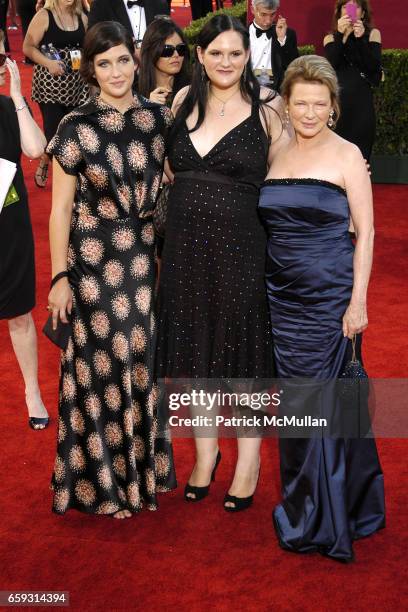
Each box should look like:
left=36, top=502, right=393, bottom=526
left=157, top=100, right=275, bottom=378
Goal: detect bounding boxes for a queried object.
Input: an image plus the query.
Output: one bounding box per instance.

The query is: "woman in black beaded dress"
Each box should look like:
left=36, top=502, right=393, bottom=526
left=23, top=0, right=89, bottom=186
left=156, top=15, right=288, bottom=511
left=324, top=0, right=382, bottom=160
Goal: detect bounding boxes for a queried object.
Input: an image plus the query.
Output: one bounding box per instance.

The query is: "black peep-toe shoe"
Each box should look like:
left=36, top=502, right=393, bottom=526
left=184, top=451, right=221, bottom=502
left=29, top=416, right=50, bottom=430
left=223, top=467, right=260, bottom=512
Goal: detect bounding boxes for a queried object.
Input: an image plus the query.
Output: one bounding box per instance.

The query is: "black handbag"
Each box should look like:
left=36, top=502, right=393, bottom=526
left=153, top=183, right=170, bottom=238
left=42, top=314, right=72, bottom=350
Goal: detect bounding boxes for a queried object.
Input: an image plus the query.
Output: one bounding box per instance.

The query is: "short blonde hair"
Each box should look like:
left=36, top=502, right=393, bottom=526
left=44, top=0, right=83, bottom=15
left=281, top=55, right=341, bottom=127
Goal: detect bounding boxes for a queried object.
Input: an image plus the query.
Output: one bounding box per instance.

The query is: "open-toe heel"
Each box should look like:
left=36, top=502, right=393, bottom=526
left=29, top=416, right=50, bottom=430
left=34, top=159, right=49, bottom=188
left=224, top=465, right=260, bottom=512
left=184, top=450, right=221, bottom=502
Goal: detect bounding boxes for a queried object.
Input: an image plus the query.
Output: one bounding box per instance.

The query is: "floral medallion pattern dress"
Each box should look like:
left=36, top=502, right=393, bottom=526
left=47, top=95, right=176, bottom=515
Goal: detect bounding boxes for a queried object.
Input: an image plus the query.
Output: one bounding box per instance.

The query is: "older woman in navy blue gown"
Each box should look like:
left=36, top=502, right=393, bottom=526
left=259, top=55, right=385, bottom=562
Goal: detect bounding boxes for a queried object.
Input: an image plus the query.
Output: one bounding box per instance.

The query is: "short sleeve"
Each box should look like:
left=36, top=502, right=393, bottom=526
left=158, top=105, right=174, bottom=153
left=47, top=114, right=84, bottom=175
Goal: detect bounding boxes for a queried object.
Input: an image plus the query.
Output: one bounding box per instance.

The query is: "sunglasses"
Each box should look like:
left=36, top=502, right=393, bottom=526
left=160, top=44, right=187, bottom=58
left=0, top=53, right=10, bottom=67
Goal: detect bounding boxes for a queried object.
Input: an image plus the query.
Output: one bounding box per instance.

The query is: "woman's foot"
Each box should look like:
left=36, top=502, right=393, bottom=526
left=185, top=448, right=221, bottom=501
left=224, top=461, right=260, bottom=510
left=113, top=510, right=132, bottom=519
left=26, top=390, right=49, bottom=430
left=34, top=156, right=49, bottom=188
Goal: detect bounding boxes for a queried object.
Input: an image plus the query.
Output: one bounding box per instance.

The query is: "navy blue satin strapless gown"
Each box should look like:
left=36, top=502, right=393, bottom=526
left=259, top=179, right=385, bottom=562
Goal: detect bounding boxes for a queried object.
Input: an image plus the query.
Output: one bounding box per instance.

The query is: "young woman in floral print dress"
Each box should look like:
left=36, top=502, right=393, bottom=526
left=47, top=21, right=176, bottom=519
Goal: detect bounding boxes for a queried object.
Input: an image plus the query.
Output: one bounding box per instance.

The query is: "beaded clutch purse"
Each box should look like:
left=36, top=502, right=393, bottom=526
left=339, top=336, right=368, bottom=400
left=153, top=184, right=170, bottom=238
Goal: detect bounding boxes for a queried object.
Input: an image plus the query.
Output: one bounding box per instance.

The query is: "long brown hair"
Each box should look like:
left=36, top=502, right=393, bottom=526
left=138, top=17, right=190, bottom=99
left=331, top=0, right=374, bottom=31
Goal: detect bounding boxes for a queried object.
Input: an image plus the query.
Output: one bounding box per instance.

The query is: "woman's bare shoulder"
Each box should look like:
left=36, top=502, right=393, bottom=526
left=171, top=85, right=190, bottom=115
left=369, top=28, right=381, bottom=43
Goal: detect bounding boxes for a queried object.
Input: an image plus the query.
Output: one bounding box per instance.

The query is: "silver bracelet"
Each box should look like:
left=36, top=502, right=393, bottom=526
left=15, top=104, right=28, bottom=112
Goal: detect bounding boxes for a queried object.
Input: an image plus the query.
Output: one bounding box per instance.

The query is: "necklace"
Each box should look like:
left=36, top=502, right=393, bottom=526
left=55, top=8, right=76, bottom=31
left=209, top=87, right=240, bottom=117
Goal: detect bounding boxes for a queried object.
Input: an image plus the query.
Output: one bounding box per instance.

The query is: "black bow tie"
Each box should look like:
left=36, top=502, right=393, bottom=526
left=253, top=24, right=274, bottom=39
left=127, top=0, right=144, bottom=8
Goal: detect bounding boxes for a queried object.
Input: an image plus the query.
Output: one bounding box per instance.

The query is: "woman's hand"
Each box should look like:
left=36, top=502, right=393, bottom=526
left=150, top=87, right=171, bottom=105
left=337, top=14, right=352, bottom=34
left=48, top=278, right=73, bottom=330
left=5, top=58, right=23, bottom=103
left=342, top=302, right=368, bottom=339
left=353, top=19, right=365, bottom=38
left=47, top=59, right=65, bottom=76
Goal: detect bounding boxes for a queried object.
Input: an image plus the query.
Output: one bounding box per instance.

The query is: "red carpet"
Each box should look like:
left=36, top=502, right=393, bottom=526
left=1, top=16, right=407, bottom=612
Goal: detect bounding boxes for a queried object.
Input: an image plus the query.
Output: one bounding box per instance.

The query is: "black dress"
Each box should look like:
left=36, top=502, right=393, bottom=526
left=47, top=96, right=176, bottom=515
left=0, top=96, right=35, bottom=320
left=156, top=101, right=275, bottom=379
left=325, top=31, right=382, bottom=160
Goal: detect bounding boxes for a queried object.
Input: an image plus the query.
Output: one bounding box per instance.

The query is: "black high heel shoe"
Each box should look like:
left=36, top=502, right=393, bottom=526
left=184, top=450, right=221, bottom=502
left=223, top=466, right=260, bottom=512
left=29, top=416, right=49, bottom=430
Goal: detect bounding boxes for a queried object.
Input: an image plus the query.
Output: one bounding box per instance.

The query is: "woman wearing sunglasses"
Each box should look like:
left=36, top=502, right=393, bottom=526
left=138, top=17, right=190, bottom=107
left=0, top=30, right=49, bottom=429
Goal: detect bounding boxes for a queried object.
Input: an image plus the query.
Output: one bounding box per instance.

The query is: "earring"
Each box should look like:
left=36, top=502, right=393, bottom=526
left=201, top=64, right=207, bottom=81
left=328, top=110, right=335, bottom=128
left=285, top=108, right=290, bottom=126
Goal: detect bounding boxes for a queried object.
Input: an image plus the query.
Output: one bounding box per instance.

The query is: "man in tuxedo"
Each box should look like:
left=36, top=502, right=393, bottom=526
left=88, top=0, right=170, bottom=45
left=249, top=0, right=298, bottom=92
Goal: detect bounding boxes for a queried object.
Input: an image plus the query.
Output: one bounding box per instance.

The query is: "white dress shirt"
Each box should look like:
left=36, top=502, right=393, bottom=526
left=249, top=22, right=287, bottom=72
left=249, top=22, right=272, bottom=71
left=123, top=0, right=147, bottom=42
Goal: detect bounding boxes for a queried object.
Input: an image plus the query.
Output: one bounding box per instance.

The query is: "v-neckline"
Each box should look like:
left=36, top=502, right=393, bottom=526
left=186, top=113, right=253, bottom=160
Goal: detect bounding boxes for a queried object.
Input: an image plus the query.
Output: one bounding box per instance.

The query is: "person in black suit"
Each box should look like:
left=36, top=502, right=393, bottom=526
left=88, top=0, right=170, bottom=45
left=189, top=1, right=213, bottom=22
left=0, top=0, right=10, bottom=51
left=249, top=0, right=298, bottom=92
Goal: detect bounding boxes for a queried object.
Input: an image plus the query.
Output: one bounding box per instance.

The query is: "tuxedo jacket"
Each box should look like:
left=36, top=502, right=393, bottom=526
left=252, top=22, right=299, bottom=91
left=88, top=0, right=170, bottom=35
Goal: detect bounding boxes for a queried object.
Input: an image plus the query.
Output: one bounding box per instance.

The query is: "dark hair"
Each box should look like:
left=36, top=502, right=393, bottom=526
left=138, top=17, right=190, bottom=99
left=171, top=14, right=276, bottom=139
left=332, top=0, right=374, bottom=31
left=80, top=21, right=136, bottom=87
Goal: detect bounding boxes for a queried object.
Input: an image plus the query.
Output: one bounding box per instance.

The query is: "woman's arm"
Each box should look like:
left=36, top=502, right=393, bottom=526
left=323, top=32, right=346, bottom=69
left=23, top=9, right=65, bottom=76
left=6, top=59, right=46, bottom=158
left=342, top=144, right=374, bottom=338
left=262, top=91, right=291, bottom=168
left=356, top=29, right=382, bottom=80
left=48, top=159, right=76, bottom=328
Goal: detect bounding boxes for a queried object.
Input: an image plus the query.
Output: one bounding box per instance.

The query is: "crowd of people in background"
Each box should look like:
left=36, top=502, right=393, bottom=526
left=0, top=0, right=385, bottom=563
